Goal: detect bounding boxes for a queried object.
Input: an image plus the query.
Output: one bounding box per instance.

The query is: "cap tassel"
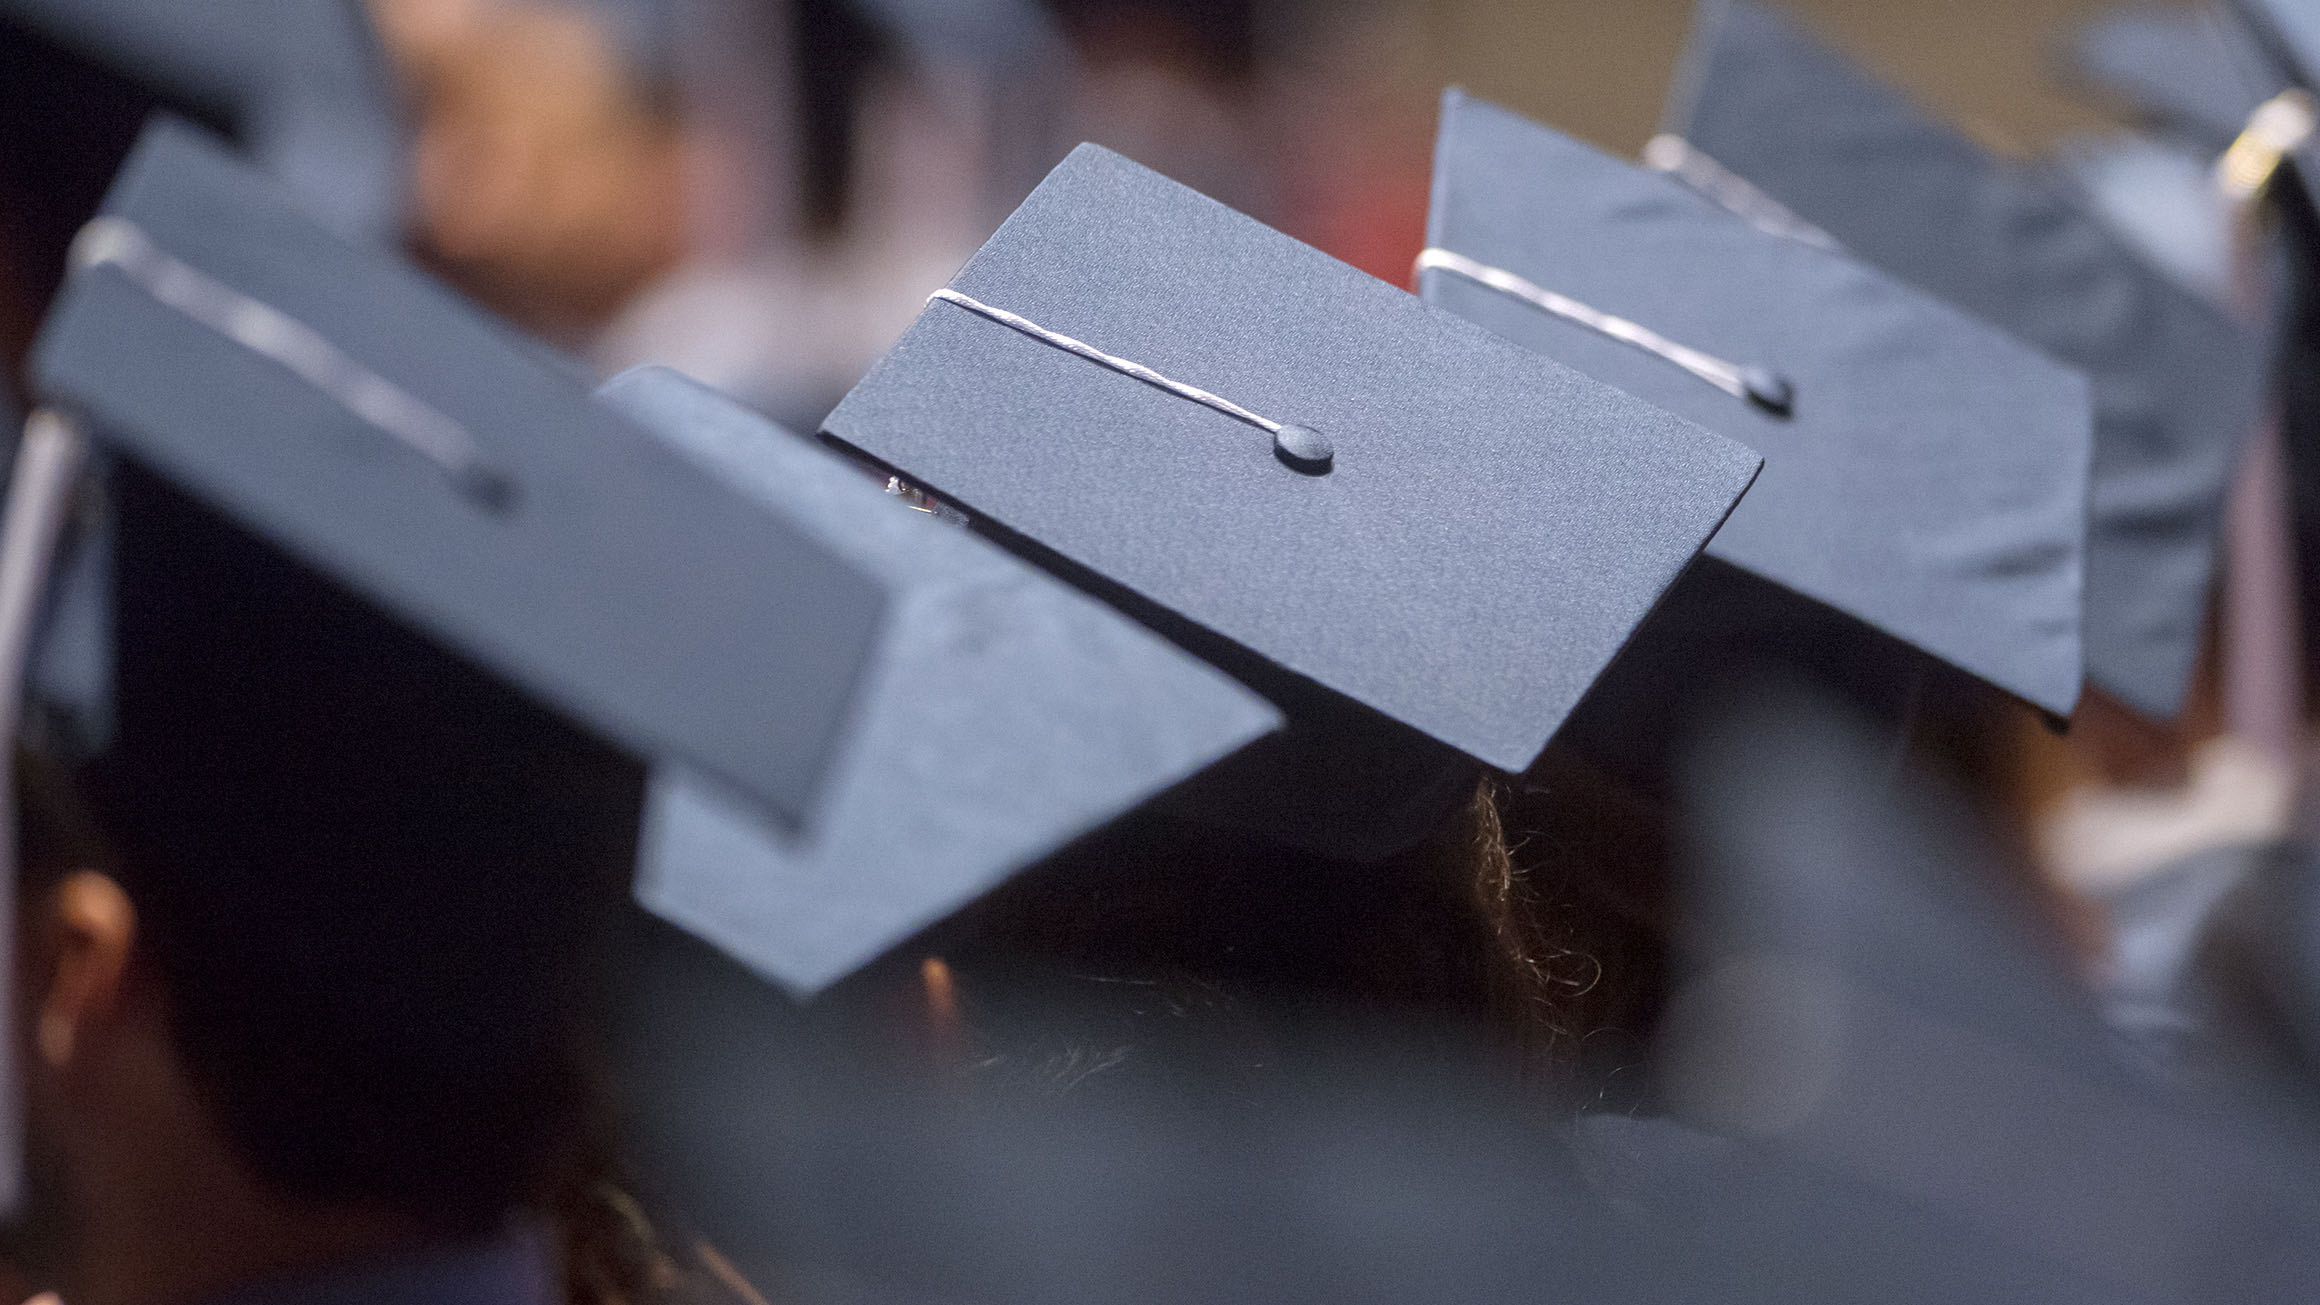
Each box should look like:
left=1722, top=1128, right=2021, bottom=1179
left=927, top=288, right=1336, bottom=475
left=1416, top=248, right=1795, bottom=418
left=68, top=217, right=520, bottom=512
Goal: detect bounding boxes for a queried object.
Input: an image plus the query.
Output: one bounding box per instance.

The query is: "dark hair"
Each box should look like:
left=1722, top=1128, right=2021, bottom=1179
left=19, top=462, right=645, bottom=1239
left=930, top=774, right=1617, bottom=1095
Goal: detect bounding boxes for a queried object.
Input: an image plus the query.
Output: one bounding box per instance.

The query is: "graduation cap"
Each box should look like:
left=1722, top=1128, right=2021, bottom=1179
left=1660, top=0, right=2271, bottom=724
left=2061, top=4, right=2284, bottom=153
left=0, top=118, right=909, bottom=1208
left=598, top=366, right=1277, bottom=995
left=821, top=142, right=1763, bottom=854
left=1422, top=91, right=2091, bottom=737
left=2046, top=134, right=2243, bottom=310
left=1610, top=681, right=2320, bottom=1301
left=30, top=121, right=889, bottom=824
left=2236, top=0, right=2320, bottom=88
left=2051, top=4, right=2284, bottom=308
left=0, top=0, right=403, bottom=241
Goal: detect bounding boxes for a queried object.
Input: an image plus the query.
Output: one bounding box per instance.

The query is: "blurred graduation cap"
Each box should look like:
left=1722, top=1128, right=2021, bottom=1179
left=1660, top=0, right=2270, bottom=724
left=2200, top=5, right=2320, bottom=230
left=29, top=121, right=888, bottom=827
left=1422, top=91, right=2090, bottom=753
left=2051, top=3, right=2275, bottom=308
left=0, top=118, right=908, bottom=1208
left=600, top=686, right=2320, bottom=1304
left=2046, top=134, right=2243, bottom=309
left=2061, top=4, right=2283, bottom=153
left=822, top=142, right=1763, bottom=856
left=598, top=366, right=1277, bottom=995
left=0, top=0, right=402, bottom=241
left=2235, top=0, right=2320, bottom=91
left=2211, top=4, right=2320, bottom=663
left=1608, top=682, right=2320, bottom=1301
left=2159, top=841, right=2320, bottom=1100
left=2088, top=840, right=2320, bottom=1114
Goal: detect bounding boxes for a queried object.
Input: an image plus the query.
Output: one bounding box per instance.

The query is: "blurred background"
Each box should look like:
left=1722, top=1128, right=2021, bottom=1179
left=375, top=0, right=2151, bottom=408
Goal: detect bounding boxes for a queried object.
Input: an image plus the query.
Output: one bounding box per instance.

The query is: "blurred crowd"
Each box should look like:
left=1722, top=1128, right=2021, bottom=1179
left=374, top=0, right=1436, bottom=428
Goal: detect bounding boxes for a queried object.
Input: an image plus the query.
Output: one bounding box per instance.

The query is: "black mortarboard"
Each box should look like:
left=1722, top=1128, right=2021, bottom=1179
left=2062, top=4, right=2283, bottom=152
left=1423, top=91, right=2090, bottom=729
left=598, top=366, right=1278, bottom=995
left=0, top=0, right=403, bottom=240
left=2217, top=5, right=2320, bottom=661
left=821, top=143, right=1762, bottom=854
left=2207, top=6, right=2320, bottom=231
left=1627, top=683, right=2320, bottom=1301
left=31, top=121, right=885, bottom=826
left=1664, top=0, right=2270, bottom=723
left=0, top=121, right=917, bottom=1208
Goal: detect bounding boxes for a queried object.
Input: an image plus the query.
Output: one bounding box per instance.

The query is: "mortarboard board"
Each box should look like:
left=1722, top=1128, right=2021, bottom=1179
left=1661, top=0, right=2271, bottom=724
left=30, top=121, right=886, bottom=826
left=1421, top=91, right=2091, bottom=736
left=2061, top=4, right=2284, bottom=153
left=820, top=142, right=1763, bottom=855
left=598, top=366, right=1278, bottom=996
left=2178, top=842, right=2320, bottom=1098
left=0, top=0, right=403, bottom=242
left=0, top=119, right=911, bottom=1206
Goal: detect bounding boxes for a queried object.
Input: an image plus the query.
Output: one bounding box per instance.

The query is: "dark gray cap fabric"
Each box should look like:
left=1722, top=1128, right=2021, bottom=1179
left=30, top=120, right=885, bottom=828
left=2236, top=0, right=2320, bottom=88
left=2215, top=1, right=2320, bottom=254
left=824, top=143, right=1762, bottom=775
left=2062, top=4, right=2283, bottom=152
left=0, top=0, right=403, bottom=239
left=1668, top=0, right=2269, bottom=722
left=1640, top=683, right=2320, bottom=1302
left=2046, top=135, right=2244, bottom=310
left=1424, top=91, right=2090, bottom=719
left=599, top=366, right=1280, bottom=996
left=601, top=686, right=2320, bottom=1302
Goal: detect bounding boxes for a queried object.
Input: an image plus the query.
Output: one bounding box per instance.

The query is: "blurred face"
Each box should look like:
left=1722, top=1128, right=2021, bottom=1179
left=368, top=0, right=688, bottom=337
